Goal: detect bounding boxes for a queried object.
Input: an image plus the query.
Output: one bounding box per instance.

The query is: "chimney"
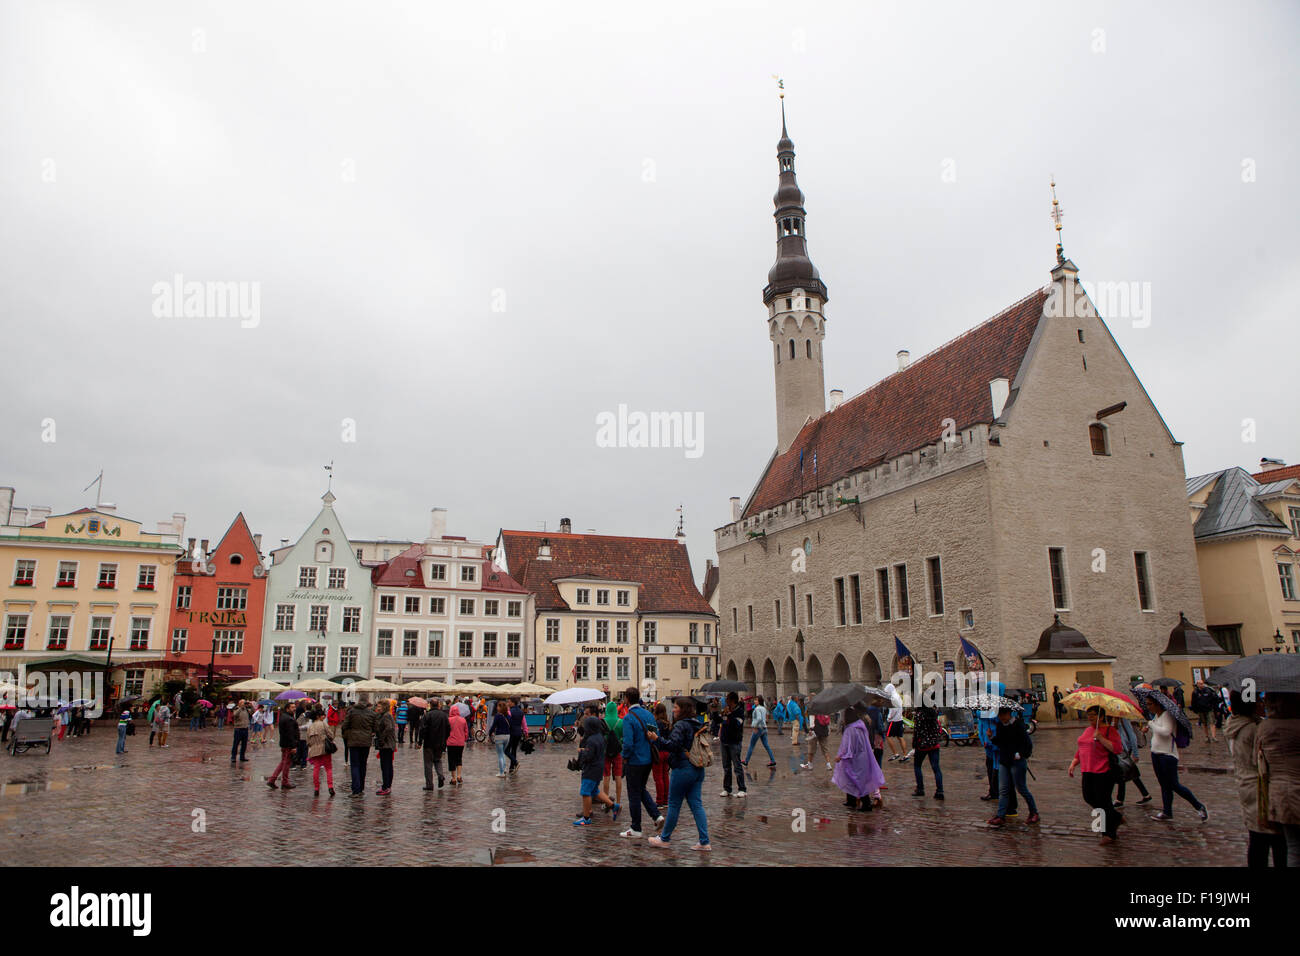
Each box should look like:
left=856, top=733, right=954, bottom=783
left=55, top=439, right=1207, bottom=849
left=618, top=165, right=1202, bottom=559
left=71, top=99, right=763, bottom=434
left=280, top=538, right=289, bottom=548
left=188, top=537, right=196, bottom=555
left=1259, top=458, right=1286, bottom=473
left=29, top=506, right=52, bottom=525
left=200, top=539, right=210, bottom=557
left=730, top=497, right=741, bottom=521
left=897, top=350, right=910, bottom=371
left=989, top=377, right=1011, bottom=419
left=538, top=537, right=552, bottom=560
left=429, top=507, right=447, bottom=540
left=559, top=517, right=572, bottom=534
left=829, top=389, right=844, bottom=410
left=0, top=487, right=12, bottom=525
left=253, top=533, right=262, bottom=553
left=97, top=504, right=116, bottom=513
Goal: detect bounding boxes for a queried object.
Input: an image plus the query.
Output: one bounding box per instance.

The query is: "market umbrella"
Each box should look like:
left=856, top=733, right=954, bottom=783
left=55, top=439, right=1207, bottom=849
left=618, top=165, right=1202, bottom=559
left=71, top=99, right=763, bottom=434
left=454, top=681, right=504, bottom=696
left=1150, top=676, right=1184, bottom=689
left=510, top=682, right=556, bottom=696
left=543, top=687, right=607, bottom=707
left=406, top=696, right=430, bottom=709
left=954, top=694, right=1023, bottom=712
left=347, top=679, right=403, bottom=693
left=291, top=678, right=347, bottom=692
left=227, top=678, right=289, bottom=693
left=699, top=679, right=750, bottom=694
left=1059, top=686, right=1142, bottom=720
left=1131, top=685, right=1192, bottom=735
left=274, top=689, right=308, bottom=701
left=402, top=679, right=454, bottom=694
left=807, top=683, right=889, bottom=715
left=1208, top=655, right=1300, bottom=696
left=491, top=684, right=522, bottom=695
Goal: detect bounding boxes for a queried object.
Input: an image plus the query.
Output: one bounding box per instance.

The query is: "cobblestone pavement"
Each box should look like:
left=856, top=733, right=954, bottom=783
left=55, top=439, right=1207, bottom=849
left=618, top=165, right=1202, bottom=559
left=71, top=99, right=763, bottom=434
left=0, top=722, right=1247, bottom=866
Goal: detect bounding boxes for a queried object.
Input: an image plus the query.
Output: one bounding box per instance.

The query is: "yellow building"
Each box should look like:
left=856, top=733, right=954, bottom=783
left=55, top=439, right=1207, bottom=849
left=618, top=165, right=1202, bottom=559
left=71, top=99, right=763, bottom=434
left=496, top=525, right=720, bottom=698
left=1186, top=464, right=1300, bottom=657
left=0, top=489, right=185, bottom=705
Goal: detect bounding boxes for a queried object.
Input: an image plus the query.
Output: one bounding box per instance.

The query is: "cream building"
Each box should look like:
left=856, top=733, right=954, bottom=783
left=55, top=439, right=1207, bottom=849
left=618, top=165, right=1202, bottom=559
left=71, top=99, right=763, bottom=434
left=0, top=487, right=185, bottom=703
left=714, top=110, right=1205, bottom=702
left=497, top=522, right=719, bottom=697
left=1186, top=461, right=1300, bottom=659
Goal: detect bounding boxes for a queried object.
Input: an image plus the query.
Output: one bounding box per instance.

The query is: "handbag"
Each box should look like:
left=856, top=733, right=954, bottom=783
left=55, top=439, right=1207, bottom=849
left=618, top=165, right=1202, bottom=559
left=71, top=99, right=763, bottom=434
left=324, top=735, right=338, bottom=755
left=1114, top=750, right=1138, bottom=781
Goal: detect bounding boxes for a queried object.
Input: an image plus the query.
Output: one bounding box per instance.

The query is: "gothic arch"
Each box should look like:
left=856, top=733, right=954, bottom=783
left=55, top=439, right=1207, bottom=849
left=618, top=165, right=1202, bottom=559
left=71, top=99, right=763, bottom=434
left=806, top=654, right=824, bottom=693
left=743, top=658, right=757, bottom=691
left=831, top=653, right=851, bottom=684
left=761, top=658, right=778, bottom=702
left=860, top=651, right=882, bottom=685
left=782, top=656, right=800, bottom=696
left=725, top=660, right=739, bottom=681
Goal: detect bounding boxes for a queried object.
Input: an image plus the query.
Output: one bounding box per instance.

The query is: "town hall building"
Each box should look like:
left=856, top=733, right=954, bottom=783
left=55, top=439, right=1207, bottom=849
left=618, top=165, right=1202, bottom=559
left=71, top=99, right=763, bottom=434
left=714, top=107, right=1210, bottom=702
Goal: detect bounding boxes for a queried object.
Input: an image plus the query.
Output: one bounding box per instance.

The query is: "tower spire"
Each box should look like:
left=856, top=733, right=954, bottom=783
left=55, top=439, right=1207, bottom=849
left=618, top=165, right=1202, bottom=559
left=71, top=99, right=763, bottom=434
left=1050, top=177, right=1065, bottom=264
left=762, top=95, right=826, bottom=306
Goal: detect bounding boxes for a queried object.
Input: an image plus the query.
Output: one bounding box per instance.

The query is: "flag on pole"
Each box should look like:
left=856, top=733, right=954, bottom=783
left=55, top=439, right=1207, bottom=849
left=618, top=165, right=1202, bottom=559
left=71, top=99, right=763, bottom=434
left=893, top=636, right=914, bottom=676
left=958, top=634, right=986, bottom=673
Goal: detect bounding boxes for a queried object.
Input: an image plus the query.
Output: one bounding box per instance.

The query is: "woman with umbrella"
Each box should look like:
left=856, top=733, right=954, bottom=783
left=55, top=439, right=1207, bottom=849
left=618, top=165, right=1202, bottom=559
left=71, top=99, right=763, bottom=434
left=1257, top=691, right=1300, bottom=867
left=1141, top=690, right=1208, bottom=824
left=1224, top=690, right=1284, bottom=867
left=832, top=705, right=884, bottom=812
left=1067, top=706, right=1123, bottom=844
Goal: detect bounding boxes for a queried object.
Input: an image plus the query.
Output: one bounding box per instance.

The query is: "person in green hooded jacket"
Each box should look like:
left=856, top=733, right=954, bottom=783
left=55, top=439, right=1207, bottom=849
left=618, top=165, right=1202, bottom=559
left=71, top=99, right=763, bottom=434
left=601, top=698, right=625, bottom=808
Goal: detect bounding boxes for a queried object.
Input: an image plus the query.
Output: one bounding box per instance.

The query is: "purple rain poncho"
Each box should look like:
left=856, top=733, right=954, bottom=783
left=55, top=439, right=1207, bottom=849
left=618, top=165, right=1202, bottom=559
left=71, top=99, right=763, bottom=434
left=832, top=718, right=885, bottom=798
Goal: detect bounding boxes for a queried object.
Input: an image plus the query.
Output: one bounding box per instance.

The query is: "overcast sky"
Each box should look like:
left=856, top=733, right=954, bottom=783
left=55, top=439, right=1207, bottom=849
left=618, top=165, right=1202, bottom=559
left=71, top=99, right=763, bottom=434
left=2, top=0, right=1296, bottom=581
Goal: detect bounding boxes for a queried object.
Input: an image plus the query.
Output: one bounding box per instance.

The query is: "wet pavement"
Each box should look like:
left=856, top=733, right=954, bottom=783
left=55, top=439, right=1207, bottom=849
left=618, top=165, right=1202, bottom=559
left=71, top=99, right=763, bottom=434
left=0, top=722, right=1246, bottom=866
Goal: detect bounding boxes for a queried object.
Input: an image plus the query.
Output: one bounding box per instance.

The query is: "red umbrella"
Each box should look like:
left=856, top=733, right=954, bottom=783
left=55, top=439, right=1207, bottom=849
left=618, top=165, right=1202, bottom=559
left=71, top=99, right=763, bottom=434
left=407, top=696, right=430, bottom=709
left=197, top=699, right=214, bottom=707
left=1076, top=685, right=1139, bottom=709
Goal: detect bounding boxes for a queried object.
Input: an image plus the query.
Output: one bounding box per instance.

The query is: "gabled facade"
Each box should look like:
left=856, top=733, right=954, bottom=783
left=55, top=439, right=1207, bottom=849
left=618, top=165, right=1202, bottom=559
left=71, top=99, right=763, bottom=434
left=497, top=524, right=719, bottom=697
left=259, top=491, right=372, bottom=681
left=163, top=513, right=268, bottom=685
left=1187, top=465, right=1300, bottom=656
left=715, top=111, right=1204, bottom=701
left=370, top=511, right=533, bottom=686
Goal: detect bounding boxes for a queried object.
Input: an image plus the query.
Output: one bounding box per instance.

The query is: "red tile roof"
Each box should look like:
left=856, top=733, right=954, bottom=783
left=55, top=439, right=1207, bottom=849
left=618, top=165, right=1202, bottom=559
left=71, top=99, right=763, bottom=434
left=1253, top=464, right=1300, bottom=484
left=371, top=544, right=527, bottom=593
left=743, top=287, right=1046, bottom=518
left=499, top=531, right=716, bottom=615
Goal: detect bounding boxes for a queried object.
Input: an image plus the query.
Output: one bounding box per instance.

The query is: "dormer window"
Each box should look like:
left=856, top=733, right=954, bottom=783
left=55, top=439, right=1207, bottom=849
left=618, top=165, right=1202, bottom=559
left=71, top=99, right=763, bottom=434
left=316, top=540, right=334, bottom=562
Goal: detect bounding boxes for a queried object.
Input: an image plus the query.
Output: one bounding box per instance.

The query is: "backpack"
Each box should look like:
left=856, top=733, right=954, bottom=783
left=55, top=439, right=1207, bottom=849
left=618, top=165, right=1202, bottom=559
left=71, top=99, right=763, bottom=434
left=687, top=721, right=713, bottom=768
left=605, top=720, right=621, bottom=761
left=1174, top=722, right=1192, bottom=749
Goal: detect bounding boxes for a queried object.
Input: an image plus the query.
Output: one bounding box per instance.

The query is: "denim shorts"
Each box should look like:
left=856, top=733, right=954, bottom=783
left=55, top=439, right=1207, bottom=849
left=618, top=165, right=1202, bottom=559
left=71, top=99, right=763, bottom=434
left=580, top=778, right=601, bottom=797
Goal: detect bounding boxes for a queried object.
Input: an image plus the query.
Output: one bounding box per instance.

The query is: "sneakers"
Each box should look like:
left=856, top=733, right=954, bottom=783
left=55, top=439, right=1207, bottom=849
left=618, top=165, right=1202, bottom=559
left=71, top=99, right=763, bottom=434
left=1136, top=795, right=1152, bottom=805
left=1151, top=811, right=1172, bottom=821
left=736, top=791, right=747, bottom=798
left=328, top=787, right=335, bottom=797
left=720, top=790, right=732, bottom=797
left=911, top=789, right=924, bottom=797
left=438, top=777, right=445, bottom=788
left=987, top=816, right=1005, bottom=827
left=826, top=762, right=833, bottom=770
left=264, top=777, right=278, bottom=789
left=767, top=762, right=777, bottom=768
left=647, top=835, right=669, bottom=847
left=1197, top=805, right=1209, bottom=822
left=690, top=843, right=712, bottom=851
left=654, top=815, right=666, bottom=831
left=572, top=817, right=593, bottom=827
left=611, top=803, right=621, bottom=821
left=980, top=793, right=996, bottom=801
left=314, top=789, right=320, bottom=797
left=619, top=828, right=642, bottom=838
left=1027, top=812, right=1040, bottom=824
left=377, top=788, right=390, bottom=796
left=799, top=762, right=813, bottom=770
left=281, top=782, right=297, bottom=790
left=933, top=792, right=944, bottom=801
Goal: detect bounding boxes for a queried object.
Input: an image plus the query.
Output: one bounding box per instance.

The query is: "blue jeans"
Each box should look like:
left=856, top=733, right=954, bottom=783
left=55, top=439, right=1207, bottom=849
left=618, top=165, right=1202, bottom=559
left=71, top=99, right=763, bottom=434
left=116, top=725, right=128, bottom=753
left=745, top=729, right=775, bottom=764
left=1151, top=752, right=1202, bottom=817
left=913, top=748, right=943, bottom=793
left=997, top=759, right=1037, bottom=817
left=494, top=739, right=508, bottom=774
left=660, top=763, right=708, bottom=845
left=349, top=745, right=370, bottom=793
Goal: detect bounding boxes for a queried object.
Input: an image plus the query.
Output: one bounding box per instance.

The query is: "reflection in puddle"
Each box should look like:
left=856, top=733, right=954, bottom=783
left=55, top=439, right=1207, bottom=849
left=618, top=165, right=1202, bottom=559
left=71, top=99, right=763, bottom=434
left=0, top=780, right=70, bottom=796
left=491, top=847, right=538, bottom=865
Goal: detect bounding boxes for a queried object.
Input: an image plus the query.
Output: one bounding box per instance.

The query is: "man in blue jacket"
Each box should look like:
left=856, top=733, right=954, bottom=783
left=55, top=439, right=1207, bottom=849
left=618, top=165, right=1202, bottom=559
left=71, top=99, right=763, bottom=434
left=619, top=687, right=664, bottom=838
left=785, top=695, right=804, bottom=746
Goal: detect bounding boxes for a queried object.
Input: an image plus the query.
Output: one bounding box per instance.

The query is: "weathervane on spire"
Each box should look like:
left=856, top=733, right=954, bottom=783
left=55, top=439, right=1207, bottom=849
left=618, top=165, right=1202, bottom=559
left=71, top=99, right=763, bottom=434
left=675, top=503, right=685, bottom=539
left=1050, top=177, right=1065, bottom=263
left=324, top=460, right=335, bottom=493
left=772, top=75, right=785, bottom=99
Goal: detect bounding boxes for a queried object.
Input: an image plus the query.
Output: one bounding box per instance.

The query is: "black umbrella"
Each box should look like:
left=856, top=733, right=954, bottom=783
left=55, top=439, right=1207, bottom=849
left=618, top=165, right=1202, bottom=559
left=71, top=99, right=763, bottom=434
left=698, top=680, right=750, bottom=694
left=807, top=683, right=888, bottom=715
left=1150, top=677, right=1184, bottom=689
left=1132, top=685, right=1193, bottom=736
left=1209, top=655, right=1300, bottom=696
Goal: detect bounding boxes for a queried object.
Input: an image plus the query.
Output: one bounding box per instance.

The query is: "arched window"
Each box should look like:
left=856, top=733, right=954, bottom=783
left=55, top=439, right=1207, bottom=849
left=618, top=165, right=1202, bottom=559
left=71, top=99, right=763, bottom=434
left=1089, top=423, right=1110, bottom=456
left=229, top=554, right=242, bottom=565
left=789, top=339, right=796, bottom=359
left=774, top=342, right=780, bottom=365
left=806, top=339, right=812, bottom=358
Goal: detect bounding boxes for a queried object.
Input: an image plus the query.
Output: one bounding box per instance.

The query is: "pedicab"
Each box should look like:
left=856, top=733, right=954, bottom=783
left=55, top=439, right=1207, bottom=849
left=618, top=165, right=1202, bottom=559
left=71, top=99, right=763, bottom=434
left=940, top=707, right=978, bottom=745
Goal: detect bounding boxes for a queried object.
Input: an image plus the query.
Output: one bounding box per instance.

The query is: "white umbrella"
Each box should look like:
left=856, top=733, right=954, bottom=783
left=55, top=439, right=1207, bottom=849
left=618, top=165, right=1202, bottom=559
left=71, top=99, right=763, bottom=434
left=510, top=681, right=556, bottom=696
left=290, top=678, right=347, bottom=692
left=403, top=679, right=454, bottom=694
left=543, top=687, right=607, bottom=707
left=347, top=678, right=403, bottom=693
left=227, top=678, right=289, bottom=693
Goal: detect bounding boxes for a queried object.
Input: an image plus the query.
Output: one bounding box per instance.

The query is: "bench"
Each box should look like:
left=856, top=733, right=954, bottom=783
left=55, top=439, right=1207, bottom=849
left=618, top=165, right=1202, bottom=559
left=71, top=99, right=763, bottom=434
left=9, top=717, right=54, bottom=756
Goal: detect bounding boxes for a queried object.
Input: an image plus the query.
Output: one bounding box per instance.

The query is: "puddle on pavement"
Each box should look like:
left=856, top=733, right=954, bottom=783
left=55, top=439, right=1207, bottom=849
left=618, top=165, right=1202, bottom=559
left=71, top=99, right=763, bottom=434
left=491, top=847, right=538, bottom=865
left=0, top=780, right=70, bottom=796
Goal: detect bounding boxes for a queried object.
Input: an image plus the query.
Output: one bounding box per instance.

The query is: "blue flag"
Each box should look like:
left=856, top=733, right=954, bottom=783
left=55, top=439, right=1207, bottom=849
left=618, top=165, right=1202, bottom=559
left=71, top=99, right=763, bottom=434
left=893, top=636, right=914, bottom=676
left=959, top=635, right=985, bottom=672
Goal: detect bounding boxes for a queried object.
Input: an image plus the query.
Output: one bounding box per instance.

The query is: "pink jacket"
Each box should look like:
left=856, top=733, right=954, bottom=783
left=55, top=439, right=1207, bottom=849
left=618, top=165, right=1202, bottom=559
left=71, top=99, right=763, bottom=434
left=447, top=713, right=468, bottom=746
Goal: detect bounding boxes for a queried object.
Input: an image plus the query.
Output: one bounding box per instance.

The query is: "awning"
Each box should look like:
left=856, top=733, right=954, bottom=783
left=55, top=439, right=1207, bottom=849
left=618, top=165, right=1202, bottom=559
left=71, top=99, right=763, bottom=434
left=1161, top=612, right=1234, bottom=658
left=1021, top=614, right=1113, bottom=662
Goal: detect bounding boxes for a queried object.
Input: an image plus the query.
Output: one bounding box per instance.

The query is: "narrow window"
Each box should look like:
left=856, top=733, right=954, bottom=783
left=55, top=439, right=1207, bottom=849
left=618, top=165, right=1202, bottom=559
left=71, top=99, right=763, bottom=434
left=1134, top=552, right=1154, bottom=610
left=850, top=574, right=862, bottom=624
left=835, top=577, right=846, bottom=626
left=1089, top=423, right=1109, bottom=456
left=895, top=564, right=910, bottom=619
left=789, top=584, right=797, bottom=626
left=806, top=339, right=812, bottom=358
left=877, top=568, right=892, bottom=621
left=1049, top=548, right=1070, bottom=610
left=775, top=599, right=782, bottom=628
left=748, top=605, right=754, bottom=631
left=789, top=339, right=796, bottom=359
left=806, top=593, right=813, bottom=626
left=927, top=556, right=944, bottom=615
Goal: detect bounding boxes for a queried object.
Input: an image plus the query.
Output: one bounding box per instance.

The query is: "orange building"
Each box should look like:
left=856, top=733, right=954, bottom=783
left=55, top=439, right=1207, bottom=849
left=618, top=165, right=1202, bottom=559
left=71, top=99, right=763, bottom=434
left=158, top=514, right=268, bottom=688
